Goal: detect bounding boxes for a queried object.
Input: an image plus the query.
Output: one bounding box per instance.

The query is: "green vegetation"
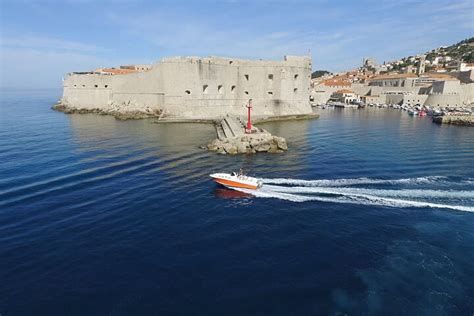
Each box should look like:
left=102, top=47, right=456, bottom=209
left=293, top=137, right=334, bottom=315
left=311, top=70, right=331, bottom=79
left=388, top=37, right=474, bottom=70
left=426, top=37, right=474, bottom=63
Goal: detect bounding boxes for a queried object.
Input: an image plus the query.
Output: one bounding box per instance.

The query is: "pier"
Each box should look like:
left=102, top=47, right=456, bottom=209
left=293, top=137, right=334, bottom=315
left=216, top=116, right=246, bottom=140
left=207, top=115, right=288, bottom=155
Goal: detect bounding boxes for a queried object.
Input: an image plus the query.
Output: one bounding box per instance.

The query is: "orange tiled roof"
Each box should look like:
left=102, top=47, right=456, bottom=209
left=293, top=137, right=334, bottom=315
left=334, top=89, right=354, bottom=94
left=370, top=73, right=418, bottom=80
left=422, top=72, right=458, bottom=80
left=321, top=79, right=351, bottom=86
left=96, top=68, right=138, bottom=75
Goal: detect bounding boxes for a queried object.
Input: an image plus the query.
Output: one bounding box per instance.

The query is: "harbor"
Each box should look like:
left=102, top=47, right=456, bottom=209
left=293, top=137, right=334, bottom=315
left=313, top=101, right=474, bottom=125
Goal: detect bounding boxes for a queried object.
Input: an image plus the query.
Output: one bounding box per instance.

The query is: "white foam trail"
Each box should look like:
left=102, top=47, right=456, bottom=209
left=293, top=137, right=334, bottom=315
left=235, top=185, right=474, bottom=212
left=235, top=187, right=360, bottom=204
left=263, top=185, right=474, bottom=200
left=259, top=176, right=449, bottom=187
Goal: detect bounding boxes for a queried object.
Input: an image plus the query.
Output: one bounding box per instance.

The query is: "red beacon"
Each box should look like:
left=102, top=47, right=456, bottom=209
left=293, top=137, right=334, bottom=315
left=245, top=99, right=253, bottom=133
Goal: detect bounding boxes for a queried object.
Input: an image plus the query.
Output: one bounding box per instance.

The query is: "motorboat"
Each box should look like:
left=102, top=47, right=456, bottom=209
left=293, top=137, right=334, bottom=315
left=408, top=109, right=418, bottom=116
left=419, top=110, right=427, bottom=116
left=210, top=172, right=263, bottom=190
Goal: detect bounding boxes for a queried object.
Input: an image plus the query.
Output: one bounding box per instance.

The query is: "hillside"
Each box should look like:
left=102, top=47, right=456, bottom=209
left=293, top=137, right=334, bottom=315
left=426, top=37, right=474, bottom=63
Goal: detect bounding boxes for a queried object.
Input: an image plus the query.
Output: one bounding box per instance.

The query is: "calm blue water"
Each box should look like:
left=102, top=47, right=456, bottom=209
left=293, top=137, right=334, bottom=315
left=1, top=89, right=473, bottom=315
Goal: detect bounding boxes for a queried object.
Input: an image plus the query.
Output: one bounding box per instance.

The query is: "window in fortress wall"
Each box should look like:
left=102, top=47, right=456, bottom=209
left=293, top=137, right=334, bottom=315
left=218, top=85, right=223, bottom=94
left=105, top=85, right=108, bottom=88
left=294, top=88, right=298, bottom=94
left=244, top=91, right=249, bottom=95
left=94, top=84, right=98, bottom=88
left=267, top=91, right=273, bottom=97
left=185, top=90, right=191, bottom=95
left=294, top=74, right=299, bottom=80
left=268, top=74, right=273, bottom=81
left=231, top=85, right=236, bottom=93
left=203, top=85, right=209, bottom=94
left=244, top=74, right=249, bottom=81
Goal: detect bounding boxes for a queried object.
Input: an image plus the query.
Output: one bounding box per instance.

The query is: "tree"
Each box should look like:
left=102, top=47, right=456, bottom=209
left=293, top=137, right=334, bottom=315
left=311, top=70, right=331, bottom=79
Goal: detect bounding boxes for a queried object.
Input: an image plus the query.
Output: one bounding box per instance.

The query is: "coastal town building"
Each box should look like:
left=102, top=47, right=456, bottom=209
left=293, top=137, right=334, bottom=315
left=329, top=89, right=360, bottom=104
left=311, top=66, right=474, bottom=108
left=60, top=55, right=313, bottom=119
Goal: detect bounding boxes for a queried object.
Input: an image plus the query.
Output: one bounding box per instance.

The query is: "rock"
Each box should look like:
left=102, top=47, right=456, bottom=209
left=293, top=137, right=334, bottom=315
left=236, top=142, right=249, bottom=154
left=207, top=139, right=221, bottom=151
left=275, top=136, right=288, bottom=150
left=268, top=140, right=279, bottom=153
left=52, top=102, right=164, bottom=120
left=223, top=142, right=238, bottom=155
left=254, top=141, right=271, bottom=152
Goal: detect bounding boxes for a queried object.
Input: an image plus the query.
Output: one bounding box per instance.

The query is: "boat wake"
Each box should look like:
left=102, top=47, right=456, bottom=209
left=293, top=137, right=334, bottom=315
left=234, top=176, right=474, bottom=212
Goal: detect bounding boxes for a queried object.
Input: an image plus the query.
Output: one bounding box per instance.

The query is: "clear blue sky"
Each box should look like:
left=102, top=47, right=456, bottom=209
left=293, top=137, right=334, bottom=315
left=1, top=0, right=473, bottom=89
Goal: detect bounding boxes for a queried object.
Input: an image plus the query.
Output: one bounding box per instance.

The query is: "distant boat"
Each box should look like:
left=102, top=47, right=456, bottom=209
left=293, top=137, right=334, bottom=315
left=408, top=109, right=418, bottom=116
left=419, top=110, right=427, bottom=116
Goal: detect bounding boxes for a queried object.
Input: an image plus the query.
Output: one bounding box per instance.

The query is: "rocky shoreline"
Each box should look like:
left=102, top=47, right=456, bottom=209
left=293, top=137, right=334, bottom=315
left=52, top=102, right=164, bottom=120
left=206, top=131, right=288, bottom=155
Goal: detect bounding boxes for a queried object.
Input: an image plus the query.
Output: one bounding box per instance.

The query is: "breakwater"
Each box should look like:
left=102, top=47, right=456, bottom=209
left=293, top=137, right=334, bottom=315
left=206, top=116, right=288, bottom=154
left=432, top=114, right=474, bottom=126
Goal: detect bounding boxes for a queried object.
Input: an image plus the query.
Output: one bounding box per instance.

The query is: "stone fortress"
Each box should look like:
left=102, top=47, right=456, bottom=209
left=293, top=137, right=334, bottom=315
left=58, top=55, right=314, bottom=120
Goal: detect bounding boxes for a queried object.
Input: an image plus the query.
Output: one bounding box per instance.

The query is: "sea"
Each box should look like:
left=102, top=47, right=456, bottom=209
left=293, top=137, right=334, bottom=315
left=1, top=89, right=473, bottom=315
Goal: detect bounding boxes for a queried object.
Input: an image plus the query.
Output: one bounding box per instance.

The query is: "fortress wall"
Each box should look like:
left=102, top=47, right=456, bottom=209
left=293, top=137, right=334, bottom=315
left=385, top=94, right=405, bottom=105
left=351, top=83, right=370, bottom=96
left=425, top=94, right=462, bottom=107
left=63, top=74, right=114, bottom=109
left=460, top=83, right=474, bottom=104
left=61, top=55, right=312, bottom=119
left=155, top=56, right=312, bottom=118
left=424, top=80, right=463, bottom=107
left=405, top=94, right=429, bottom=105
left=108, top=70, right=164, bottom=111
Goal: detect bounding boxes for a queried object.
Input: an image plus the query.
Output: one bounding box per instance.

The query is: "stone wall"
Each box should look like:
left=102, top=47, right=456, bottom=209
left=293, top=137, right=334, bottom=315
left=60, top=55, right=313, bottom=119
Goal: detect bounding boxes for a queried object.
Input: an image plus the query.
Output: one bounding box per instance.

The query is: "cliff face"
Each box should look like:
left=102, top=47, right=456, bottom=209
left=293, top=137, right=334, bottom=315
left=58, top=56, right=313, bottom=120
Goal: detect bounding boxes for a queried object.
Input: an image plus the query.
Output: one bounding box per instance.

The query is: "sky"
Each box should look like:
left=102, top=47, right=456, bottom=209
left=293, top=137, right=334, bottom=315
left=0, top=0, right=473, bottom=89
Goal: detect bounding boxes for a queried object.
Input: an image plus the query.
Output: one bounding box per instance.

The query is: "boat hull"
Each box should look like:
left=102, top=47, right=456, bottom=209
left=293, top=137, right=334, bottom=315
left=210, top=173, right=262, bottom=190
left=213, top=178, right=259, bottom=190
